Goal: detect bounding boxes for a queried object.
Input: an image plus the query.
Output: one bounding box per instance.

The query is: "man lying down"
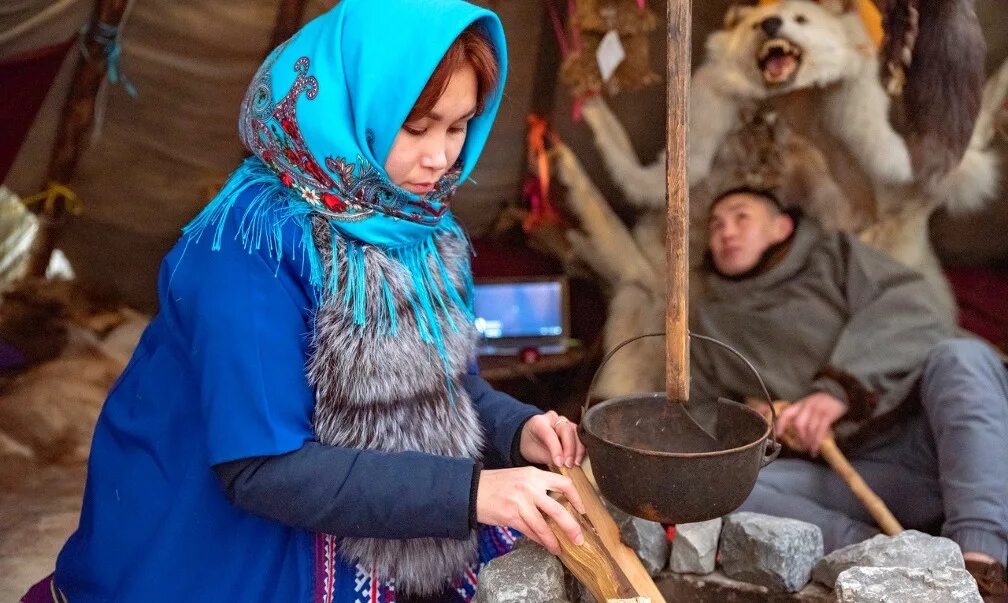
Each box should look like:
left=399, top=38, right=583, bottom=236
left=688, top=187, right=1008, bottom=598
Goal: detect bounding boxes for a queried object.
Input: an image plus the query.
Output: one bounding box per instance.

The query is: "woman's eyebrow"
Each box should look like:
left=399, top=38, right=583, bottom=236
left=427, top=109, right=477, bottom=122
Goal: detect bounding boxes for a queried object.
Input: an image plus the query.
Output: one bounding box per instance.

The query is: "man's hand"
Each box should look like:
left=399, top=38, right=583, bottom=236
left=776, top=392, right=847, bottom=456
left=519, top=411, right=585, bottom=468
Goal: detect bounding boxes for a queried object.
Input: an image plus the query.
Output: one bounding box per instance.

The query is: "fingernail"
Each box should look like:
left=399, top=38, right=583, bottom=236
left=575, top=533, right=585, bottom=546
left=554, top=456, right=563, bottom=467
left=565, top=457, right=573, bottom=468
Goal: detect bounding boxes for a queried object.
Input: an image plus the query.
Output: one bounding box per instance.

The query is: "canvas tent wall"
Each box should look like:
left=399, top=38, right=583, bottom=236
left=2, top=0, right=1007, bottom=310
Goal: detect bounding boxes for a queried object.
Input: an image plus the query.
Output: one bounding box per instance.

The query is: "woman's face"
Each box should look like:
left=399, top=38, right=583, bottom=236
left=384, top=63, right=478, bottom=196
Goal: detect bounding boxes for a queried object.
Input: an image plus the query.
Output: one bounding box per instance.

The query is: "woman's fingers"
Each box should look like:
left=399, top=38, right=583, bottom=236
left=518, top=500, right=560, bottom=555
left=555, top=419, right=578, bottom=467
left=536, top=491, right=584, bottom=546
left=538, top=412, right=565, bottom=468
left=510, top=516, right=540, bottom=548
left=545, top=472, right=586, bottom=515
left=574, top=427, right=586, bottom=465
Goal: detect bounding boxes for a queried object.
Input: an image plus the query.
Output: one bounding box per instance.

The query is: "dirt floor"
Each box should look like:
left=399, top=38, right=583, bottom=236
left=0, top=456, right=85, bottom=600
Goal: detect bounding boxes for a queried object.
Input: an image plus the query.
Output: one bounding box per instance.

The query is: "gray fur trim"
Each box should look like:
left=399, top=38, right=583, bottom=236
left=308, top=218, right=485, bottom=596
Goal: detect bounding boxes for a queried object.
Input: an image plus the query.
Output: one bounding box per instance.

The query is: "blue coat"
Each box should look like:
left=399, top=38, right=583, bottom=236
left=53, top=189, right=539, bottom=602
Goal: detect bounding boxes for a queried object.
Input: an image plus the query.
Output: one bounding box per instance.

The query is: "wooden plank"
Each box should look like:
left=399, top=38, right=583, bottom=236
left=555, top=465, right=667, bottom=603
left=665, top=0, right=691, bottom=404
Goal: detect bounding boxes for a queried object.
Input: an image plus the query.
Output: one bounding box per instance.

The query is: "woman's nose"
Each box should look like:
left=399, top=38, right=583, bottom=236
left=421, top=140, right=449, bottom=170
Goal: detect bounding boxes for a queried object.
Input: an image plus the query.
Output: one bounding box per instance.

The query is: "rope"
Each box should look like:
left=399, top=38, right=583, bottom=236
left=79, top=21, right=138, bottom=97
left=20, top=182, right=85, bottom=217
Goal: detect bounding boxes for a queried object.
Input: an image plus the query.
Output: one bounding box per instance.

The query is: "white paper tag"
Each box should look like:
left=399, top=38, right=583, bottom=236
left=596, top=30, right=626, bottom=82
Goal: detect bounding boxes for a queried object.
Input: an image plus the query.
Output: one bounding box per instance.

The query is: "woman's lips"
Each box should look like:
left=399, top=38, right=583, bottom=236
left=405, top=182, right=436, bottom=194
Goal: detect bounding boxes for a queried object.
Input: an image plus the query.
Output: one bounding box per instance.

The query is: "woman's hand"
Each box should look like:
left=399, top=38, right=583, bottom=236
left=476, top=466, right=586, bottom=555
left=519, top=411, right=585, bottom=468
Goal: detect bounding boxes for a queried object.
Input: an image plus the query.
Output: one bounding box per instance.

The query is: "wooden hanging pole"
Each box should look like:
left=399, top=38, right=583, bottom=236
left=25, top=0, right=131, bottom=278
left=665, top=0, right=691, bottom=404
left=267, top=0, right=310, bottom=55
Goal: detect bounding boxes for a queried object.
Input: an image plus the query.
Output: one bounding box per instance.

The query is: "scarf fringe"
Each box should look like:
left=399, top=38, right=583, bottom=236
left=183, top=157, right=476, bottom=374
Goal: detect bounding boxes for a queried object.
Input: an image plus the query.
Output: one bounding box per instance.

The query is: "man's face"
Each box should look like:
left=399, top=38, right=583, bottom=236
left=708, top=193, right=793, bottom=276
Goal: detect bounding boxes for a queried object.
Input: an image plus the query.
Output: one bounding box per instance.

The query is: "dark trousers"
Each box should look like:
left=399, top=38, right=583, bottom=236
left=739, top=339, right=1008, bottom=562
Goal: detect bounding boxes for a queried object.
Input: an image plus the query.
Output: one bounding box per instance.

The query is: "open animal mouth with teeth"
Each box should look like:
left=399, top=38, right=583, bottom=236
left=758, top=38, right=803, bottom=87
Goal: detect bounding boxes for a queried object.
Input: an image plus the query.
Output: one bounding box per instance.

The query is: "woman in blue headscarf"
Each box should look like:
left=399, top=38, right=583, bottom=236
left=24, top=1, right=588, bottom=601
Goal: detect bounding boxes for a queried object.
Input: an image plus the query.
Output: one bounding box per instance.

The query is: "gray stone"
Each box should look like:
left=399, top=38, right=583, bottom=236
left=670, top=518, right=722, bottom=575
left=657, top=570, right=835, bottom=602
left=719, top=512, right=824, bottom=593
left=602, top=498, right=670, bottom=576
left=565, top=569, right=597, bottom=603
left=474, top=538, right=568, bottom=603
left=834, top=566, right=982, bottom=603
left=812, top=530, right=964, bottom=588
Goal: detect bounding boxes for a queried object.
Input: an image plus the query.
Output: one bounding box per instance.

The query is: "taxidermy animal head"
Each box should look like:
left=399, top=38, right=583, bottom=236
left=706, top=0, right=873, bottom=97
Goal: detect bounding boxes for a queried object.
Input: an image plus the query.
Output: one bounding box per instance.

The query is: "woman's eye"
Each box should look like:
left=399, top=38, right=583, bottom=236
left=403, top=125, right=426, bottom=136
left=448, top=124, right=468, bottom=135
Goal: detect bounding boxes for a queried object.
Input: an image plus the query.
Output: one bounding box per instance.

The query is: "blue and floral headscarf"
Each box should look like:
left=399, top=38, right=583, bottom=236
left=185, top=0, right=507, bottom=362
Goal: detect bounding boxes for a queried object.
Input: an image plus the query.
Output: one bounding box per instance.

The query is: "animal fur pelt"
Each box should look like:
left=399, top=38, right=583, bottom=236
left=308, top=221, right=485, bottom=597
left=575, top=0, right=918, bottom=202
left=0, top=280, right=147, bottom=463
left=574, top=2, right=1006, bottom=314
left=876, top=0, right=987, bottom=183
left=553, top=52, right=1008, bottom=397
left=693, top=0, right=915, bottom=191
left=551, top=139, right=666, bottom=396
left=0, top=278, right=124, bottom=367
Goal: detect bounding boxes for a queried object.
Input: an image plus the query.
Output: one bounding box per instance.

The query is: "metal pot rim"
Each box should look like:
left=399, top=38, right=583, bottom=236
left=580, top=393, right=773, bottom=460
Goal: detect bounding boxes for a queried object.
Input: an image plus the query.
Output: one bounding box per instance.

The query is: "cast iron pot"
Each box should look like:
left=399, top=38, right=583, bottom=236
left=579, top=333, right=781, bottom=524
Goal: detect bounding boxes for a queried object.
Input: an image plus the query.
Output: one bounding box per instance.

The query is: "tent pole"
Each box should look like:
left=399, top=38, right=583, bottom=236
left=25, top=0, right=131, bottom=278
left=665, top=0, right=691, bottom=403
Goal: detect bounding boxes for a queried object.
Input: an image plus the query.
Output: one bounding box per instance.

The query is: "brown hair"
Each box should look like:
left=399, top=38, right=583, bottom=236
left=406, top=24, right=500, bottom=122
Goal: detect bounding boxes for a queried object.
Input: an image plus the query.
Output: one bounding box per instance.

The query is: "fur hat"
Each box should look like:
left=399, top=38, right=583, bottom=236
left=703, top=111, right=788, bottom=204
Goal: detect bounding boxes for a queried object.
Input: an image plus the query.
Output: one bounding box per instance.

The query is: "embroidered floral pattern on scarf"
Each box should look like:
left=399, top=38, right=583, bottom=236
left=240, top=48, right=464, bottom=225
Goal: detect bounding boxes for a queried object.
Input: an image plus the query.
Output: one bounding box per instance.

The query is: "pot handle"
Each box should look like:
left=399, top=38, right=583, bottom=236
left=581, top=332, right=780, bottom=461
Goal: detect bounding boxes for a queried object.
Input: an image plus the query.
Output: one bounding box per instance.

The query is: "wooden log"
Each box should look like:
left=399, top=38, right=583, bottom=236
left=25, top=0, right=131, bottom=277
left=665, top=0, right=691, bottom=404
left=552, top=465, right=667, bottom=603
left=544, top=495, right=638, bottom=601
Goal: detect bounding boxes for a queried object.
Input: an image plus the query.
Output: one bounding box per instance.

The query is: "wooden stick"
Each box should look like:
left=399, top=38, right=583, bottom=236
left=665, top=0, right=691, bottom=404
left=817, top=434, right=903, bottom=536
left=551, top=465, right=666, bottom=603
left=751, top=400, right=904, bottom=536
left=25, top=0, right=131, bottom=277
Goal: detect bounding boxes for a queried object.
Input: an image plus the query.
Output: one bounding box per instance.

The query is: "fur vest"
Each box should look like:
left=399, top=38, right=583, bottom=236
left=307, top=218, right=484, bottom=596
